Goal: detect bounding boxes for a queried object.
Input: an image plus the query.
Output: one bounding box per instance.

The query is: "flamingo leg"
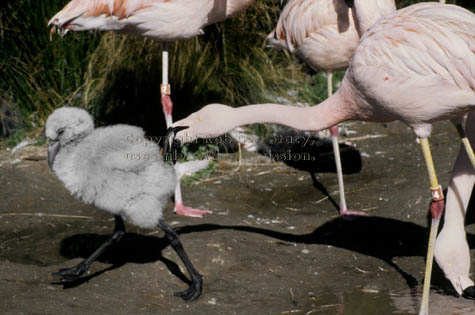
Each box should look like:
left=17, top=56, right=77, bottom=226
left=161, top=43, right=211, bottom=218
left=158, top=219, right=203, bottom=301
left=174, top=180, right=212, bottom=217
left=52, top=216, right=126, bottom=282
left=161, top=43, right=173, bottom=127
left=327, top=72, right=364, bottom=216
left=236, top=141, right=243, bottom=171
left=455, top=123, right=475, bottom=169
left=418, top=137, right=445, bottom=315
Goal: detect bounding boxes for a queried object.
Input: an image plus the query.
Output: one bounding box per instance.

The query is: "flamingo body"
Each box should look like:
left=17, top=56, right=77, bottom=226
left=268, top=0, right=360, bottom=72
left=348, top=3, right=475, bottom=137
left=49, top=0, right=255, bottom=41
left=267, top=0, right=396, bottom=73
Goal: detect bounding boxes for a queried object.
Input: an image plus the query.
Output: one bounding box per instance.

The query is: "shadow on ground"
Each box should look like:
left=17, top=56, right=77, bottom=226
left=56, top=215, right=475, bottom=296
left=2, top=119, right=475, bottom=314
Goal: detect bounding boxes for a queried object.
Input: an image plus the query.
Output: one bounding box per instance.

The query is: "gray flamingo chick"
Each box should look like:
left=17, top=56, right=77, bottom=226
left=45, top=106, right=202, bottom=301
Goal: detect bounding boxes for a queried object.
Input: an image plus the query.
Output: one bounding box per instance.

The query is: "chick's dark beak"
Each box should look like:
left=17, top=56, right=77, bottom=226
left=344, top=0, right=354, bottom=8
left=47, top=140, right=61, bottom=169
left=164, top=126, right=188, bottom=164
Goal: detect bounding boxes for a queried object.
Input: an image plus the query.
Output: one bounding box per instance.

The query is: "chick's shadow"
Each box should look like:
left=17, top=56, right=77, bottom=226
left=56, top=215, right=475, bottom=295
left=54, top=232, right=191, bottom=288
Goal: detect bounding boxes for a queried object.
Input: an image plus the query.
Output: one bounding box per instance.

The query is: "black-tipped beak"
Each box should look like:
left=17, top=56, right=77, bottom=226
left=47, top=140, right=61, bottom=169
left=344, top=0, right=354, bottom=8
left=164, top=126, right=188, bottom=164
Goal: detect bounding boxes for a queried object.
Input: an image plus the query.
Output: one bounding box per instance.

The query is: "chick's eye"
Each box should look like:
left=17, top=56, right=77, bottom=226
left=57, top=128, right=65, bottom=136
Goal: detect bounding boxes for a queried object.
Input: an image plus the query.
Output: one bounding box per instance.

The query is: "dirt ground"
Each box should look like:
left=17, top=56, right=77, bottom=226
left=1, top=120, right=474, bottom=315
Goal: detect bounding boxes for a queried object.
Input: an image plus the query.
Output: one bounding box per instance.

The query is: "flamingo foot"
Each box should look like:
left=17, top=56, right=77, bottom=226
left=340, top=207, right=366, bottom=217
left=53, top=263, right=88, bottom=282
left=174, top=202, right=212, bottom=218
left=462, top=286, right=475, bottom=300
left=173, top=275, right=203, bottom=301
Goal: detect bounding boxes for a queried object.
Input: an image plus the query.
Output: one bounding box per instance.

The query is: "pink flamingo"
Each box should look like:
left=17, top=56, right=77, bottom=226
left=48, top=0, right=256, bottom=218
left=171, top=3, right=475, bottom=313
left=266, top=0, right=396, bottom=216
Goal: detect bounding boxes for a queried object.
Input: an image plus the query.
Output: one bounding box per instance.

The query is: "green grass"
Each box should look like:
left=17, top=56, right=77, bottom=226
left=3, top=128, right=29, bottom=147
left=181, top=161, right=216, bottom=187
left=1, top=0, right=474, bottom=141
left=0, top=0, right=101, bottom=127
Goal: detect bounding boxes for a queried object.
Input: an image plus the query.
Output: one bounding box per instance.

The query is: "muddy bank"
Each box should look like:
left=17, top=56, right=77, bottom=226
left=1, top=120, right=474, bottom=314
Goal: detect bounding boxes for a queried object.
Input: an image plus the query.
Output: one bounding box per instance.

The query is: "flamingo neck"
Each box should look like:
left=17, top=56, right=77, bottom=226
left=208, top=0, right=255, bottom=24
left=226, top=0, right=255, bottom=17
left=353, top=0, right=396, bottom=37
left=232, top=92, right=354, bottom=132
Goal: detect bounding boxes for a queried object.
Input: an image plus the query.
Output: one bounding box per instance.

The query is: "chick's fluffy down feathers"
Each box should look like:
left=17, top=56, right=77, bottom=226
left=52, top=121, right=176, bottom=229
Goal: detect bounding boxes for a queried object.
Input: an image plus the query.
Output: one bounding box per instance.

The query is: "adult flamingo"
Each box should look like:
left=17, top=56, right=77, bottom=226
left=266, top=0, right=396, bottom=216
left=48, top=0, right=256, bottom=218
left=171, top=3, right=475, bottom=313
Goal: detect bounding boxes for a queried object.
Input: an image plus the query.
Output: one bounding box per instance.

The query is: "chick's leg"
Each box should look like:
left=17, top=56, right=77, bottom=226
left=53, top=216, right=125, bottom=282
